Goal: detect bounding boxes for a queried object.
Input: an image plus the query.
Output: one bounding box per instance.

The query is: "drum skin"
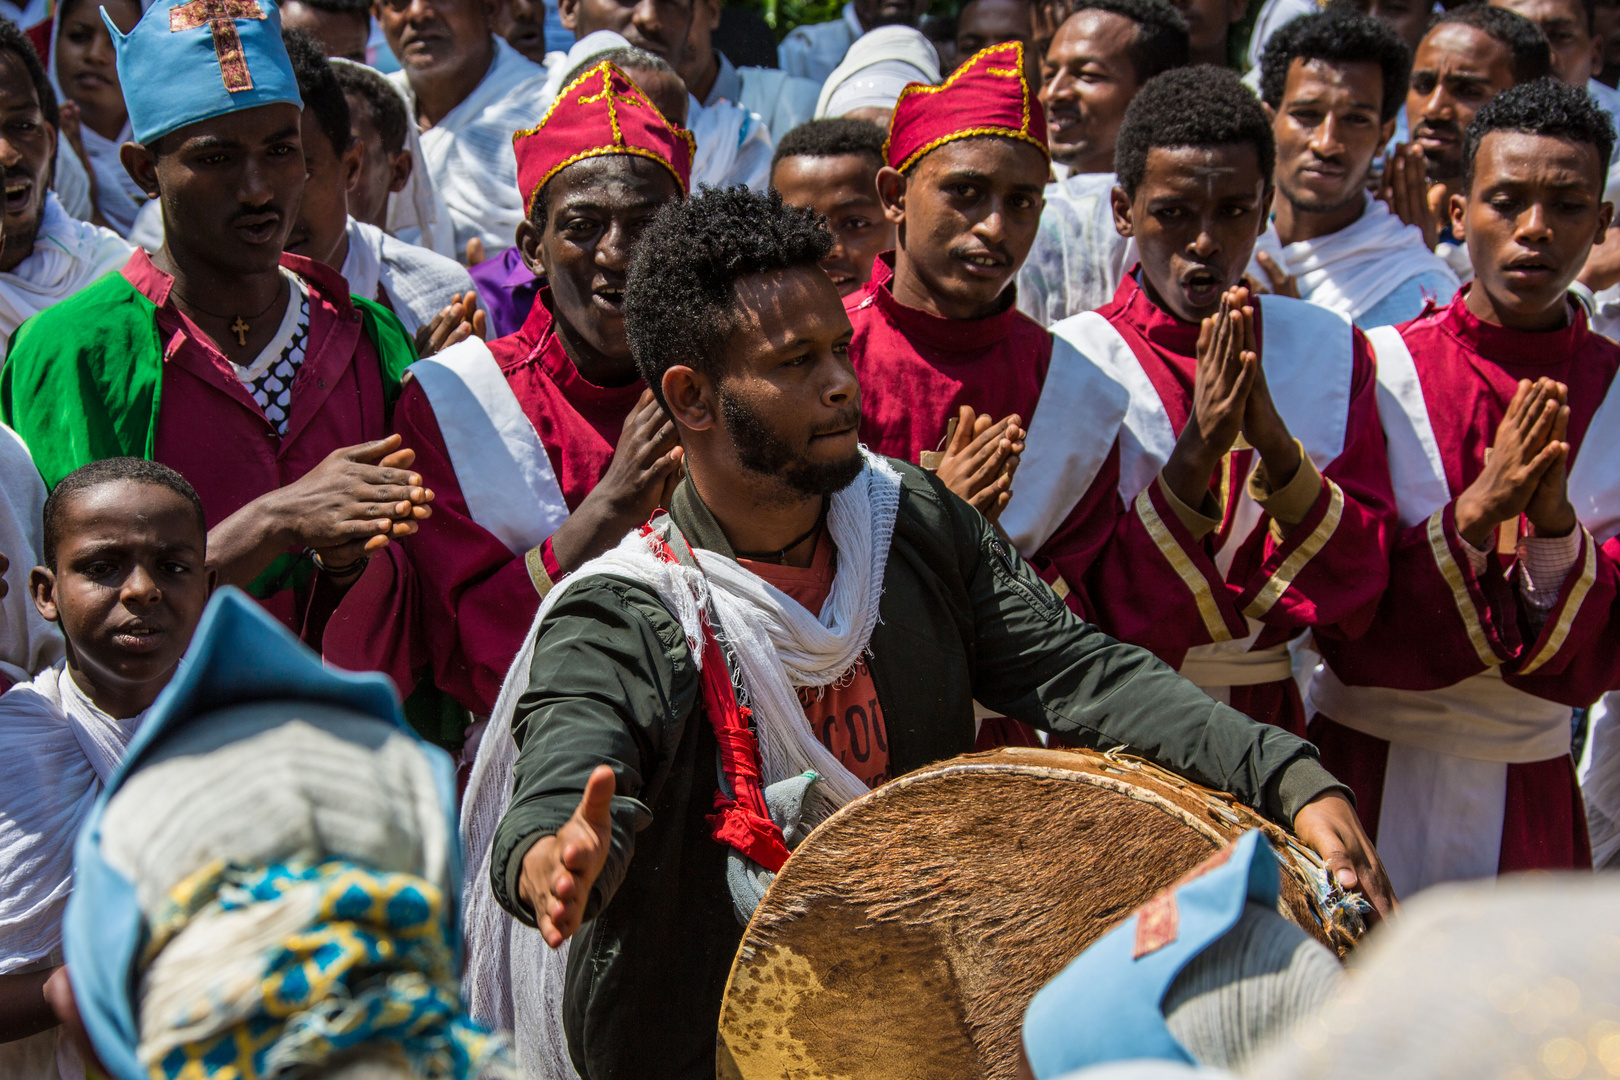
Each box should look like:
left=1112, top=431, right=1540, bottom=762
left=716, top=746, right=1349, bottom=1080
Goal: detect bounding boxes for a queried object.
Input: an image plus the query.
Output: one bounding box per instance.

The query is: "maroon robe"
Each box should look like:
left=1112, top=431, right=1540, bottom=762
left=121, top=249, right=399, bottom=637
left=323, top=291, right=644, bottom=715
left=1029, top=272, right=1396, bottom=736
left=1311, top=292, right=1620, bottom=882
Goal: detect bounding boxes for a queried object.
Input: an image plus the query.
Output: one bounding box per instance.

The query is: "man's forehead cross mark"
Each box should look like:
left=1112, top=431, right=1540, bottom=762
left=169, top=0, right=266, bottom=93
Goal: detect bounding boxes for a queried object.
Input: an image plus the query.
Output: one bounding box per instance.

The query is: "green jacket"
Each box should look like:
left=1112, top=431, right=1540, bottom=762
left=492, top=461, right=1345, bottom=1080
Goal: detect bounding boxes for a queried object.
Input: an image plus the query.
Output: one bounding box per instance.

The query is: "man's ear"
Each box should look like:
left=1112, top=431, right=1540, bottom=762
left=388, top=148, right=413, bottom=195
left=121, top=141, right=161, bottom=200
left=557, top=0, right=578, bottom=32
left=517, top=217, right=547, bottom=278
left=1380, top=114, right=1398, bottom=148
left=29, top=565, right=58, bottom=625
left=1448, top=188, right=1468, bottom=242
left=876, top=165, right=907, bottom=224
left=701, top=0, right=721, bottom=33
left=1597, top=198, right=1613, bottom=247
left=1260, top=182, right=1275, bottom=222
left=342, top=139, right=364, bottom=196
left=1110, top=183, right=1134, bottom=238
left=1261, top=99, right=1276, bottom=124
left=661, top=365, right=718, bottom=433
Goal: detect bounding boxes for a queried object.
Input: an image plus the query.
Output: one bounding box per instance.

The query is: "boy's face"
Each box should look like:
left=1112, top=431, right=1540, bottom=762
left=284, top=107, right=363, bottom=268
left=344, top=90, right=409, bottom=229
left=1407, top=23, right=1517, bottom=183
left=1113, top=142, right=1272, bottom=322
left=1039, top=9, right=1143, bottom=174
left=1490, top=0, right=1597, bottom=85
left=1273, top=57, right=1390, bottom=217
left=772, top=152, right=894, bottom=296
left=879, top=135, right=1049, bottom=318
left=1457, top=129, right=1611, bottom=323
left=31, top=482, right=212, bottom=718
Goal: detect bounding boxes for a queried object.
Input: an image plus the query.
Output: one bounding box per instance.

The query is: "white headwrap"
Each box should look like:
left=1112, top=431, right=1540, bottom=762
left=814, top=25, right=940, bottom=119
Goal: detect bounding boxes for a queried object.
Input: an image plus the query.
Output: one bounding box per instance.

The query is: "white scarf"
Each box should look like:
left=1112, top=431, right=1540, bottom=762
left=339, top=218, right=473, bottom=337
left=687, top=93, right=773, bottom=192
left=0, top=664, right=145, bottom=976
left=1250, top=195, right=1457, bottom=322
left=460, top=451, right=900, bottom=1078
left=390, top=39, right=548, bottom=258
left=0, top=194, right=132, bottom=359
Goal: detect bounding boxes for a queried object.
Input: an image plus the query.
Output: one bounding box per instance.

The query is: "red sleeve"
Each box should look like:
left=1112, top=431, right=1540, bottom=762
left=1233, top=334, right=1396, bottom=643
left=323, top=379, right=544, bottom=714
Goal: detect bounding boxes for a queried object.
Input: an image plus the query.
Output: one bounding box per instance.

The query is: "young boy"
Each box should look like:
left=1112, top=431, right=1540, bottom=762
left=1002, top=66, right=1396, bottom=737
left=0, top=458, right=212, bottom=1078
left=1310, top=79, right=1620, bottom=896
left=770, top=118, right=896, bottom=298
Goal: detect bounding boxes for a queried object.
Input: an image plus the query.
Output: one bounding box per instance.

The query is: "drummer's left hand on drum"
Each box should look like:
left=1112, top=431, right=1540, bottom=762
left=1292, top=790, right=1398, bottom=920
left=518, top=765, right=616, bottom=948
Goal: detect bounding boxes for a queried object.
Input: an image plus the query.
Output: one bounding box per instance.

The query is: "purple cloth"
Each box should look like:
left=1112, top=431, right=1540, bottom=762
left=469, top=246, right=541, bottom=340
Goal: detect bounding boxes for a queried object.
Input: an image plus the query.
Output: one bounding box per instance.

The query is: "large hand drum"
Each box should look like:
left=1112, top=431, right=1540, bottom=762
left=717, top=746, right=1360, bottom=1080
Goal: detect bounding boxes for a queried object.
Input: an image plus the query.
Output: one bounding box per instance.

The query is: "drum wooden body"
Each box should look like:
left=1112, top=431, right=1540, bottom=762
left=717, top=746, right=1356, bottom=1080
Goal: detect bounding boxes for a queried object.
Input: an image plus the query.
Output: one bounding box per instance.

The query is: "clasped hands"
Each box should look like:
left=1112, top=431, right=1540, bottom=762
left=1455, top=377, right=1576, bottom=551
left=1160, top=286, right=1301, bottom=518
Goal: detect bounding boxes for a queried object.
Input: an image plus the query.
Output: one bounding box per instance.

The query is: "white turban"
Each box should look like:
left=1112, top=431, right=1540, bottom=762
left=814, top=25, right=940, bottom=119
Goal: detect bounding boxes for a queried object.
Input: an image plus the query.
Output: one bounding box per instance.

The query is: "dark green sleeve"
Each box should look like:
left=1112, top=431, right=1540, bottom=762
left=491, top=576, right=701, bottom=926
left=953, top=492, right=1345, bottom=823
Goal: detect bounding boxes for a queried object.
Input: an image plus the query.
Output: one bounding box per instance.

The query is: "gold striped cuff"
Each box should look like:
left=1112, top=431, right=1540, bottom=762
left=1427, top=507, right=1502, bottom=668
left=1519, top=528, right=1596, bottom=676
left=1244, top=480, right=1345, bottom=620
left=525, top=544, right=555, bottom=598
left=1134, top=486, right=1233, bottom=642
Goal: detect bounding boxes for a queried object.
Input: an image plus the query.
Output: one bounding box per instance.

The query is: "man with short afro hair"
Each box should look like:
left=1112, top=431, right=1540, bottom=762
left=1004, top=64, right=1399, bottom=756
left=1312, top=77, right=1620, bottom=896
left=1249, top=7, right=1458, bottom=327
left=769, top=117, right=895, bottom=296
left=473, top=182, right=1390, bottom=1080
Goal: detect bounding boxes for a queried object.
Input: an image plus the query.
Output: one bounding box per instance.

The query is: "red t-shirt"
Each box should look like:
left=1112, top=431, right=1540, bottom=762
left=739, top=533, right=891, bottom=789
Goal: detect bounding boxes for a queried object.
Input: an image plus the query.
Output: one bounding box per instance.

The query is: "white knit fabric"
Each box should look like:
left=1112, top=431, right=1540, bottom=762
left=460, top=450, right=900, bottom=1077
left=340, top=217, right=473, bottom=337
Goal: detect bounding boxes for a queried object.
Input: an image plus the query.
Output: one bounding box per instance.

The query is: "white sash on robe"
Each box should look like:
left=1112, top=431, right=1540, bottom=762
left=1007, top=296, right=1354, bottom=691
left=406, top=337, right=570, bottom=555
left=1313, top=324, right=1620, bottom=896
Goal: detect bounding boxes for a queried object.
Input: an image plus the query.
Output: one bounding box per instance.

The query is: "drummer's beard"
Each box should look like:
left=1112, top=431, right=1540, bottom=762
left=718, top=388, right=865, bottom=499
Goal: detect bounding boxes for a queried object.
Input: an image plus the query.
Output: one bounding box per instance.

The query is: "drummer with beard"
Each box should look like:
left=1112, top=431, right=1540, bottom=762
left=999, top=66, right=1398, bottom=741
left=466, top=184, right=1394, bottom=1080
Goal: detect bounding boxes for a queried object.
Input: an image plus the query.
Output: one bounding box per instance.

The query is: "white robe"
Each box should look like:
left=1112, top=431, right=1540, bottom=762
left=0, top=425, right=62, bottom=687
left=389, top=38, right=549, bottom=258
left=0, top=664, right=146, bottom=1080
left=0, top=194, right=132, bottom=359
left=1247, top=194, right=1459, bottom=326
left=1016, top=171, right=1135, bottom=327
left=777, top=1, right=864, bottom=84
left=339, top=217, right=473, bottom=337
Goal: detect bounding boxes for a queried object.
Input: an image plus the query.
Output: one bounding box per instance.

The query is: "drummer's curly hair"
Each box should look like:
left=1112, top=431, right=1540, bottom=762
left=625, top=186, right=833, bottom=414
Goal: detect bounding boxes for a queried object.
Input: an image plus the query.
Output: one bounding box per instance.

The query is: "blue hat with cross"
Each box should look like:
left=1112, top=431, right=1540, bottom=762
left=105, top=0, right=303, bottom=145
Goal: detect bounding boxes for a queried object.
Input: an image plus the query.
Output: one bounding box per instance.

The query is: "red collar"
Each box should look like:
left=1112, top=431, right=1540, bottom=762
left=855, top=250, right=1025, bottom=354
left=1438, top=285, right=1589, bottom=367
left=120, top=247, right=357, bottom=319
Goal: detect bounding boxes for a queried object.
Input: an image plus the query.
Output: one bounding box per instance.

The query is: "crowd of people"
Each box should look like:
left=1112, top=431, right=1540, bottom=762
left=0, top=0, right=1616, bottom=1073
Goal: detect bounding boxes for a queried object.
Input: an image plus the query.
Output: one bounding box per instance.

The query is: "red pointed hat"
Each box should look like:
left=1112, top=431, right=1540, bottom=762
left=884, top=41, right=1049, bottom=173
left=514, top=61, right=696, bottom=215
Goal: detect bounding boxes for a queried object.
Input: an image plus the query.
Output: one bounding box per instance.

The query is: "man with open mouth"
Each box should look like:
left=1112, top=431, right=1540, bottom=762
left=1000, top=65, right=1397, bottom=745
left=1, top=0, right=437, bottom=640
left=1311, top=79, right=1620, bottom=897
left=326, top=61, right=690, bottom=722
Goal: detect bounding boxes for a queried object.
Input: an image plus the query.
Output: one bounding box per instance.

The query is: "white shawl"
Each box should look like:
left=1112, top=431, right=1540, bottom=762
left=1249, top=195, right=1458, bottom=323
left=340, top=217, right=474, bottom=336
left=687, top=93, right=773, bottom=192
left=390, top=39, right=548, bottom=258
left=0, top=425, right=61, bottom=686
left=0, top=195, right=132, bottom=358
left=0, top=664, right=145, bottom=976
left=1016, top=172, right=1136, bottom=327
left=460, top=452, right=900, bottom=1078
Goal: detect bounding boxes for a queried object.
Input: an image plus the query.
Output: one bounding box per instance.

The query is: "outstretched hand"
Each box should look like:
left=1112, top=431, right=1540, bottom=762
left=519, top=765, right=616, bottom=948
left=935, top=405, right=1025, bottom=523
left=1455, top=378, right=1569, bottom=549
left=1292, top=790, right=1396, bottom=920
